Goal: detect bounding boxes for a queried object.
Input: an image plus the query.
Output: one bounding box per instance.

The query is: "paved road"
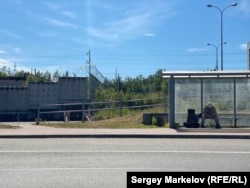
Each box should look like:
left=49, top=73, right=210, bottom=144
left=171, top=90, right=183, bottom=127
left=0, top=138, right=250, bottom=188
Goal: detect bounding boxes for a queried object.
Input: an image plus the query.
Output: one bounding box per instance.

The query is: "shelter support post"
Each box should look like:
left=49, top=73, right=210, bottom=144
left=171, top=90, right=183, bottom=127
left=201, top=79, right=204, bottom=113
left=168, top=76, right=175, bottom=128
left=233, top=79, right=237, bottom=127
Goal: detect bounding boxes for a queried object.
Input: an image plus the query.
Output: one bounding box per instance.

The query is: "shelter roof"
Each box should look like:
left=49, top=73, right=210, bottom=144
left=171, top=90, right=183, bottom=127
left=162, top=70, right=250, bottom=78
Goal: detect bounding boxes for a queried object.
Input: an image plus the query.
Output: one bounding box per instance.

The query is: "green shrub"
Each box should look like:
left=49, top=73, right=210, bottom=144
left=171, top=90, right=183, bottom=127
left=151, top=116, right=157, bottom=125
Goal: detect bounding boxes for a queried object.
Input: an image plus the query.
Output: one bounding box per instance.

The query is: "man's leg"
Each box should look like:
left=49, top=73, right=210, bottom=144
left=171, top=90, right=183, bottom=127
left=201, top=117, right=205, bottom=128
left=214, top=116, right=221, bottom=128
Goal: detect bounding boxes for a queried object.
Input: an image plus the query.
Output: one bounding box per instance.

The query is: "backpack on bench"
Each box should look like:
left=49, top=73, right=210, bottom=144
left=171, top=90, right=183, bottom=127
left=183, top=109, right=200, bottom=128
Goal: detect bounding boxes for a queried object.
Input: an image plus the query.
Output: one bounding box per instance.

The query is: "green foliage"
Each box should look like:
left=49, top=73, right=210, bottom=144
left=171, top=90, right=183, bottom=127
left=151, top=116, right=158, bottom=125
left=92, top=69, right=168, bottom=120
left=150, top=115, right=167, bottom=127
left=218, top=100, right=232, bottom=111
left=93, top=109, right=119, bottom=120
left=237, top=101, right=247, bottom=110
left=0, top=71, right=7, bottom=77
left=0, top=66, right=62, bottom=83
left=94, top=69, right=168, bottom=102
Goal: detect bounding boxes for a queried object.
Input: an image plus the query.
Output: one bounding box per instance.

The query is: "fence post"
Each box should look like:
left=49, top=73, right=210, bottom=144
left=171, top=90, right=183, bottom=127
left=36, top=105, right=40, bottom=125
left=120, top=100, right=123, bottom=117
left=82, top=103, right=85, bottom=123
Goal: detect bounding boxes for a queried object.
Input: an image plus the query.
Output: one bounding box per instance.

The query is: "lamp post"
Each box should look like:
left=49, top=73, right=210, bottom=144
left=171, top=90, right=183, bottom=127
left=207, top=2, right=237, bottom=71
left=207, top=42, right=227, bottom=71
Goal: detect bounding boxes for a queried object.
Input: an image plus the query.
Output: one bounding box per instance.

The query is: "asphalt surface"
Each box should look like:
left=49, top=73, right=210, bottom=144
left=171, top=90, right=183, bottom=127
left=1, top=122, right=250, bottom=139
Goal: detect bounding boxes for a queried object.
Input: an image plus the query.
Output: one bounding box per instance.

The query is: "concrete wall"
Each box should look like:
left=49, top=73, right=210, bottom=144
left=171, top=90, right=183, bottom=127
left=0, top=77, right=26, bottom=87
left=58, top=77, right=88, bottom=103
left=0, top=76, right=99, bottom=121
left=29, top=83, right=58, bottom=109
left=0, top=87, right=28, bottom=112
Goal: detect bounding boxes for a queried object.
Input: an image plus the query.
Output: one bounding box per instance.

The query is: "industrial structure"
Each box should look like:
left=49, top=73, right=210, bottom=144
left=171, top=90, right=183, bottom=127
left=0, top=74, right=101, bottom=121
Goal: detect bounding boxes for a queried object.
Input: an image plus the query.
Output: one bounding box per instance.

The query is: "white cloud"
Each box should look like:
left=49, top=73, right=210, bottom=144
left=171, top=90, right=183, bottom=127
left=86, top=1, right=176, bottom=45
left=43, top=17, right=78, bottom=28
left=239, top=43, right=247, bottom=50
left=38, top=31, right=57, bottom=37
left=144, top=33, right=156, bottom=37
left=0, top=58, right=12, bottom=67
left=43, top=2, right=60, bottom=11
left=0, top=30, right=22, bottom=40
left=62, top=11, right=77, bottom=19
left=43, top=2, right=77, bottom=19
left=86, top=13, right=152, bottom=44
left=187, top=48, right=207, bottom=53
left=13, top=48, right=21, bottom=53
left=0, top=50, right=6, bottom=55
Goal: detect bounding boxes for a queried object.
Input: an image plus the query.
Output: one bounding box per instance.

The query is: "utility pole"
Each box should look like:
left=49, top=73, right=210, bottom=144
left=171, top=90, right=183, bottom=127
left=86, top=50, right=91, bottom=102
left=87, top=49, right=91, bottom=72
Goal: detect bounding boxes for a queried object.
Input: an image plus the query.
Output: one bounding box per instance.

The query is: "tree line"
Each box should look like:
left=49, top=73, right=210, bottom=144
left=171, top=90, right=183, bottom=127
left=94, top=69, right=168, bottom=103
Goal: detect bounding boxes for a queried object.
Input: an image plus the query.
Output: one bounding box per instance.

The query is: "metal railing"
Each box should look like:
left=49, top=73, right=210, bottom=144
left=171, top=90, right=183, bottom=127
left=36, top=96, right=168, bottom=124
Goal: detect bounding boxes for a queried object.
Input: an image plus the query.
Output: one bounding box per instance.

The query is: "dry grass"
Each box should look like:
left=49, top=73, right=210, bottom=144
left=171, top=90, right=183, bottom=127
left=40, top=112, right=167, bottom=129
left=0, top=124, right=20, bottom=129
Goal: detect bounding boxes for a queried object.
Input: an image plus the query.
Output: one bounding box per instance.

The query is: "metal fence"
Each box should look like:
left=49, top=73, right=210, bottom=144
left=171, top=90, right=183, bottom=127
left=37, top=96, right=168, bottom=124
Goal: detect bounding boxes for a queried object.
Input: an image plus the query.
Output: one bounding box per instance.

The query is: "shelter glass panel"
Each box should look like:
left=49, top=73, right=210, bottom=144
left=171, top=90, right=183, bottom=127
left=175, top=79, right=201, bottom=125
left=236, top=79, right=250, bottom=111
left=203, top=79, right=233, bottom=113
left=235, top=78, right=250, bottom=127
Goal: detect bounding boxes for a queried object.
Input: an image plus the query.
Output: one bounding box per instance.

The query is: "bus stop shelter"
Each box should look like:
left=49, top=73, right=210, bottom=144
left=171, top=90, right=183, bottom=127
left=162, top=71, right=250, bottom=128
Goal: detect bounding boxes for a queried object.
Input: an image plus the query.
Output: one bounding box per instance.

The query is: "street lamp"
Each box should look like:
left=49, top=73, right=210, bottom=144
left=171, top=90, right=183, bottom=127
left=207, top=42, right=227, bottom=71
left=207, top=2, right=237, bottom=71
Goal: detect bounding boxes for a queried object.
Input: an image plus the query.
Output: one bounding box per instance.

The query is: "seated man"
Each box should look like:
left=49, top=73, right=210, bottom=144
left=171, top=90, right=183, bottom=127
left=201, top=102, right=221, bottom=129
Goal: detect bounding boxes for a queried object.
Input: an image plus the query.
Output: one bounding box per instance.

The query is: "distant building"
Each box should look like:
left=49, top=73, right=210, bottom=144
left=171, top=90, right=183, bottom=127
left=0, top=74, right=100, bottom=121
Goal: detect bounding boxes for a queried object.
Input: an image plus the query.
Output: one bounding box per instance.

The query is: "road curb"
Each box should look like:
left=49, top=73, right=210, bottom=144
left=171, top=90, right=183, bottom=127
left=1, top=134, right=250, bottom=139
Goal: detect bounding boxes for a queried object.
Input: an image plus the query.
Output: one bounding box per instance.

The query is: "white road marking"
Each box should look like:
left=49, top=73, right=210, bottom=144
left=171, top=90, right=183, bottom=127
left=0, top=150, right=250, bottom=154
left=0, top=167, right=160, bottom=171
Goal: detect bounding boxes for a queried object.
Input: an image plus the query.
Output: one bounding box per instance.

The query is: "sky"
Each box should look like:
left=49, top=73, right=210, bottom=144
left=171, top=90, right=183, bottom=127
left=0, top=0, right=249, bottom=80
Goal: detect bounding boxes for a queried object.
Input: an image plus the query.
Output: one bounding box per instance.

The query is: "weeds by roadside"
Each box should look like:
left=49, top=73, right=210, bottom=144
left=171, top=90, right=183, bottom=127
left=39, top=114, right=169, bottom=129
left=0, top=124, right=20, bottom=129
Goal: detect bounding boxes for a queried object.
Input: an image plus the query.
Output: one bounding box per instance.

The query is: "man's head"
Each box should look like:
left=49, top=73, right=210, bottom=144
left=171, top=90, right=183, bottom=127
left=207, top=102, right=213, bottom=108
